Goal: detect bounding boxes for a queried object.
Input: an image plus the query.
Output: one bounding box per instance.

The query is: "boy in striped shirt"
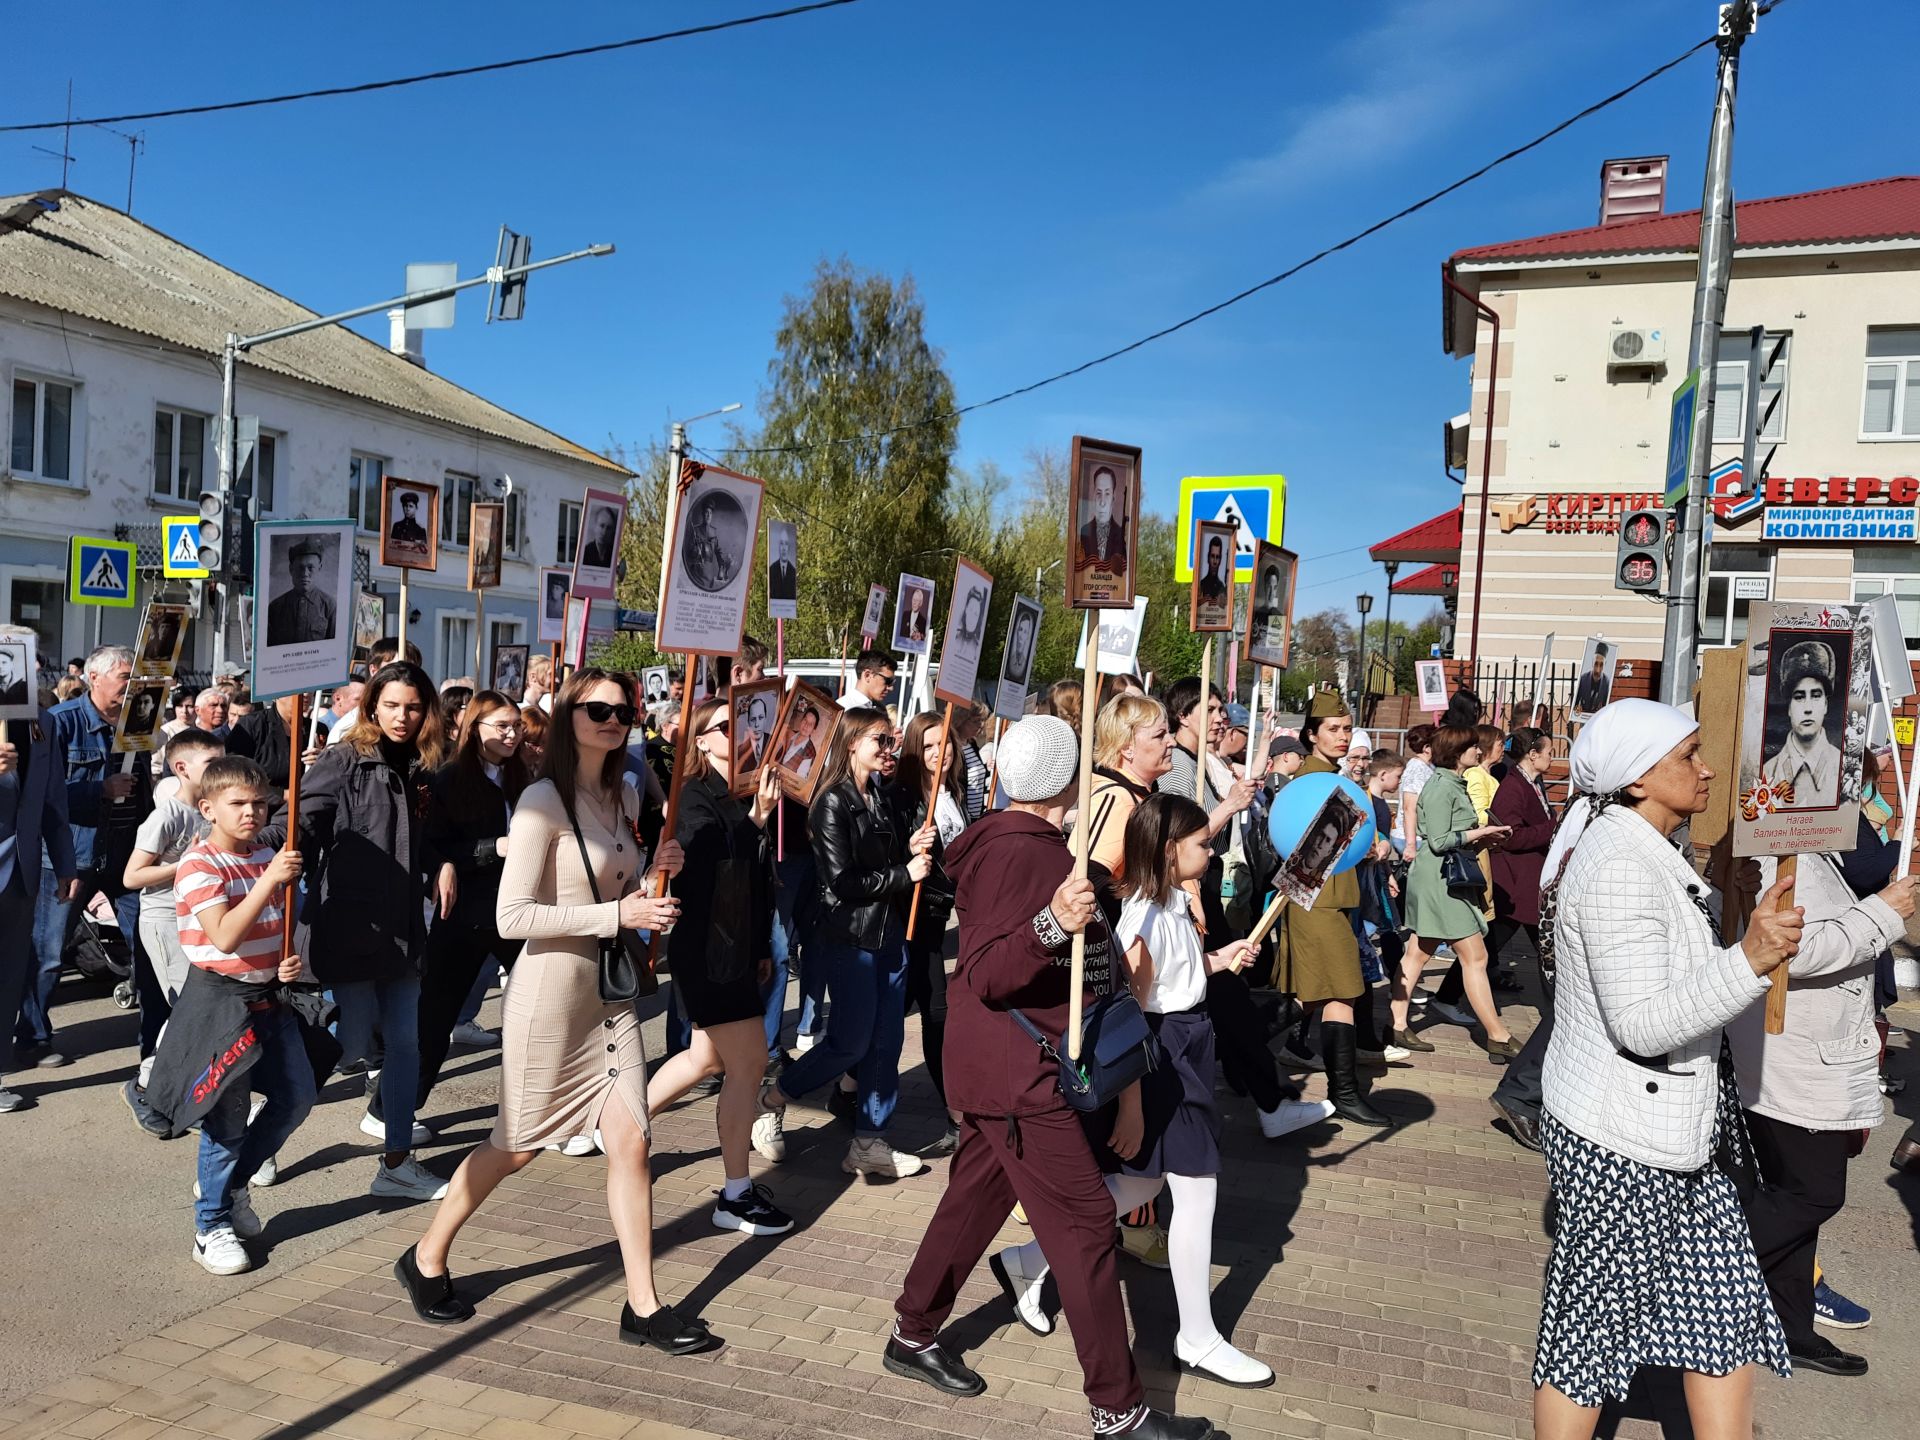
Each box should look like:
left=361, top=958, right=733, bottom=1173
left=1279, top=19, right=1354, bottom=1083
left=172, top=756, right=312, bottom=1275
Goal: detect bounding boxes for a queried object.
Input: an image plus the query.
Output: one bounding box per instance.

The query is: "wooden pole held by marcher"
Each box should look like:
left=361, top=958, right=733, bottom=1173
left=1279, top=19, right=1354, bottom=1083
left=776, top=617, right=786, bottom=864
left=1068, top=622, right=1102, bottom=1061
left=985, top=717, right=1005, bottom=811
left=1195, top=634, right=1213, bottom=803
left=282, top=692, right=303, bottom=962
left=907, top=700, right=956, bottom=943
left=308, top=690, right=324, bottom=749
left=639, top=670, right=700, bottom=969
left=1765, top=855, right=1795, bottom=1035
left=397, top=573, right=411, bottom=658
left=1245, top=891, right=1287, bottom=949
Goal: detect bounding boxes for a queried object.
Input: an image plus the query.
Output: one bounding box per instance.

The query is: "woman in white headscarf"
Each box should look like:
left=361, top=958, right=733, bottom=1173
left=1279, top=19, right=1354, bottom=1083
left=1532, top=700, right=1805, bottom=1440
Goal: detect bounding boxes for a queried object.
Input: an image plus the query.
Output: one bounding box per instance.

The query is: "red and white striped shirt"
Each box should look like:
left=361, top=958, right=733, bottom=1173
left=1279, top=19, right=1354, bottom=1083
left=174, top=840, right=285, bottom=982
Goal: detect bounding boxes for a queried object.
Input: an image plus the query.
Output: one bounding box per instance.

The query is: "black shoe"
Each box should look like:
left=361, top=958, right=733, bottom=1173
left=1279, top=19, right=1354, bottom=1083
left=393, top=1245, right=475, bottom=1324
left=922, top=1125, right=959, bottom=1158
left=1128, top=1409, right=1216, bottom=1439
left=827, top=1085, right=858, bottom=1125
left=17, top=1042, right=68, bottom=1069
left=711, top=1183, right=795, bottom=1237
left=1323, top=1022, right=1393, bottom=1128
left=882, top=1337, right=985, bottom=1396
left=121, top=1079, right=171, bottom=1138
left=1490, top=1098, right=1542, bottom=1153
left=691, top=1074, right=723, bottom=1099
left=620, top=1300, right=714, bottom=1354
left=1789, top=1334, right=1868, bottom=1376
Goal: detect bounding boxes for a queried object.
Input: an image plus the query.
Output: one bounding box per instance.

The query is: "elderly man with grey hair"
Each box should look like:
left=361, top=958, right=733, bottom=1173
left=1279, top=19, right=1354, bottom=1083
left=193, top=686, right=232, bottom=740
left=19, top=646, right=152, bottom=1076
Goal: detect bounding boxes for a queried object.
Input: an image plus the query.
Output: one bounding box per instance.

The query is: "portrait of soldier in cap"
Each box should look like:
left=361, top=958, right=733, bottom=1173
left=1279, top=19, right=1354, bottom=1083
left=1762, top=636, right=1845, bottom=808
left=267, top=534, right=338, bottom=645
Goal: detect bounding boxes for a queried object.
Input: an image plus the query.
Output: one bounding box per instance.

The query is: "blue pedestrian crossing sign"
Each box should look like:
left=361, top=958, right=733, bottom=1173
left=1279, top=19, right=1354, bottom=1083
left=69, top=536, right=137, bottom=608
left=1175, top=475, right=1286, bottom=583
left=162, top=514, right=209, bottom=579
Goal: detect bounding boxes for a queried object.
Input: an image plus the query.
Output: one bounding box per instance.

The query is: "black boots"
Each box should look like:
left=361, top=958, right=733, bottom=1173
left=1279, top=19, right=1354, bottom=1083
left=1323, top=1021, right=1392, bottom=1128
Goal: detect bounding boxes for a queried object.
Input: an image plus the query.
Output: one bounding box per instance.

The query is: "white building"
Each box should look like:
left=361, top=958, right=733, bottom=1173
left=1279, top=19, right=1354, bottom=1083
left=1405, top=165, right=1920, bottom=669
left=1, top=190, right=630, bottom=685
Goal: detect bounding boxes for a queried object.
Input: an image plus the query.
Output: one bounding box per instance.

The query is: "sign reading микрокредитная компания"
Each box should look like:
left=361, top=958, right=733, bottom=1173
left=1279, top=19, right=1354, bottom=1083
left=1761, top=505, right=1919, bottom=542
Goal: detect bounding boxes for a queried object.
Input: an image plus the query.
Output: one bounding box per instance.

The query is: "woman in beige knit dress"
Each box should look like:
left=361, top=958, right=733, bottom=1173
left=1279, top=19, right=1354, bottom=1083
left=393, top=669, right=713, bottom=1354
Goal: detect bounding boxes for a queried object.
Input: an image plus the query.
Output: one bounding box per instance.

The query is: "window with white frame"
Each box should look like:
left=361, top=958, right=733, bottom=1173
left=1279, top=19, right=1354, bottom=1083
left=347, top=454, right=386, bottom=533
left=240, top=432, right=280, bottom=514
left=1862, top=326, right=1920, bottom=440
left=1699, top=544, right=1774, bottom=649
left=442, top=472, right=478, bottom=548
left=439, top=613, right=475, bottom=680
left=9, top=373, right=77, bottom=483
left=556, top=499, right=581, bottom=566
left=1852, top=547, right=1920, bottom=652
left=504, top=490, right=527, bottom=557
left=152, top=406, right=209, bottom=501
left=1711, top=330, right=1789, bottom=443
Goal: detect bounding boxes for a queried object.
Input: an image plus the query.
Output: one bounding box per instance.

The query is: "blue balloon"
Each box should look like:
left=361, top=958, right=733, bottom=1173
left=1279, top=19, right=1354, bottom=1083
left=1266, top=771, right=1376, bottom=876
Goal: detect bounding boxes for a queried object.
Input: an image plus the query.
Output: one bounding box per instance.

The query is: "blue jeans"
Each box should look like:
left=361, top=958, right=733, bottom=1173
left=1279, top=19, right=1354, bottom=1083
left=777, top=925, right=907, bottom=1139
left=195, top=1003, right=316, bottom=1232
left=334, top=976, right=422, bottom=1153
left=774, top=850, right=825, bottom=1040
left=21, top=864, right=138, bottom=1049
left=664, top=983, right=692, bottom=1059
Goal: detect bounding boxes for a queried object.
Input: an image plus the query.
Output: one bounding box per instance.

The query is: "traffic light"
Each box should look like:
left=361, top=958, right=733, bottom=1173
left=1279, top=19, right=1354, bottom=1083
left=196, top=490, right=225, bottom=577
left=1615, top=507, right=1666, bottom=594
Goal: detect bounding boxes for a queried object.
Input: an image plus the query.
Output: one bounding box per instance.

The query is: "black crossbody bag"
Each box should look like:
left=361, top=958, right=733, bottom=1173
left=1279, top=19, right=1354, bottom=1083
left=563, top=795, right=657, bottom=1003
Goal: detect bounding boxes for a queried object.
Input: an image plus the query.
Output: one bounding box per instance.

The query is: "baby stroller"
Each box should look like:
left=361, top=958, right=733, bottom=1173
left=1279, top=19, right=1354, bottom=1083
left=64, top=894, right=136, bottom=1008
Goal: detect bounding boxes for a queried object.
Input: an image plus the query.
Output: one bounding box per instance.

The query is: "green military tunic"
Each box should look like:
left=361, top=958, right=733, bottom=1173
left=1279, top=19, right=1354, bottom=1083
left=1272, top=754, right=1365, bottom=1002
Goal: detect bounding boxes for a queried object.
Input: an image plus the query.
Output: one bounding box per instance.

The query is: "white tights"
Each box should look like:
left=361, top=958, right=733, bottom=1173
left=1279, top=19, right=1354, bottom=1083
left=1010, top=1170, right=1222, bottom=1352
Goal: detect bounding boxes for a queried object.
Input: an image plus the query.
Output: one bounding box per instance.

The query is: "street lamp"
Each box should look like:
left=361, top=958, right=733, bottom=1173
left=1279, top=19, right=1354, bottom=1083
left=1355, top=592, right=1374, bottom=712
left=1380, top=560, right=1400, bottom=693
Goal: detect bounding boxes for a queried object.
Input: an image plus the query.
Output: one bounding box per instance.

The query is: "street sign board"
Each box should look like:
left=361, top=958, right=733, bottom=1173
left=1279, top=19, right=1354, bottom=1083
left=1662, top=368, right=1700, bottom=508
left=162, top=515, right=209, bottom=579
left=1175, top=474, right=1285, bottom=583
left=69, top=536, right=136, bottom=607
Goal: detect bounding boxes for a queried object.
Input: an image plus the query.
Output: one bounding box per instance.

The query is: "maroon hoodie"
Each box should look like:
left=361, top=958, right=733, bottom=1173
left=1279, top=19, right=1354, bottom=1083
left=941, top=809, right=1116, bottom=1117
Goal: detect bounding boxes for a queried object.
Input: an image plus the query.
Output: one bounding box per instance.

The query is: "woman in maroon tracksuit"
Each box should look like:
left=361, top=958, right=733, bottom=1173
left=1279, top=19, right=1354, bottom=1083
left=887, top=717, right=1214, bottom=1440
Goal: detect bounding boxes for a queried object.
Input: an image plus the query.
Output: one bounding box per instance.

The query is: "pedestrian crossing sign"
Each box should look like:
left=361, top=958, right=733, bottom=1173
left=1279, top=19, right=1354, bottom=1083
left=69, top=535, right=137, bottom=607
left=1175, top=475, right=1285, bottom=583
left=162, top=515, right=209, bottom=578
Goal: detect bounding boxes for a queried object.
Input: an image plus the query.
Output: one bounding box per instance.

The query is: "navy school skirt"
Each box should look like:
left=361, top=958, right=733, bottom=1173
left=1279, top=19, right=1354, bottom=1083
left=1084, top=1006, right=1220, bottom=1180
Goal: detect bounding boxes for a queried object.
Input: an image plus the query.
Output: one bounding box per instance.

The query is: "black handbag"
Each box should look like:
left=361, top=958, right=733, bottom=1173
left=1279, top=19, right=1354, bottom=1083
left=1010, top=992, right=1158, bottom=1113
left=1440, top=846, right=1485, bottom=900
left=565, top=799, right=658, bottom=1003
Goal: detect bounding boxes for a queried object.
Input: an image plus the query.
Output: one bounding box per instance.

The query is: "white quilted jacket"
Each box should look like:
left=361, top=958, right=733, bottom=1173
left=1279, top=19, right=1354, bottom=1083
left=1542, top=806, right=1771, bottom=1171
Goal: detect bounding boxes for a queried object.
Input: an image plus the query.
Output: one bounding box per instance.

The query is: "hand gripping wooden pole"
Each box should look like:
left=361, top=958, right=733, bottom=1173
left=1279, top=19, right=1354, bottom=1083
left=1765, top=855, right=1795, bottom=1035
left=906, top=700, right=955, bottom=943
left=1068, top=623, right=1101, bottom=1061
left=639, top=670, right=699, bottom=970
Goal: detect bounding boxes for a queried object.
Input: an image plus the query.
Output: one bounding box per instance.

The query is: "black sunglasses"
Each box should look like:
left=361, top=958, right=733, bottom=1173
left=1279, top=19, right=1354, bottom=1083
left=702, top=719, right=731, bottom=737
left=580, top=701, right=638, bottom=726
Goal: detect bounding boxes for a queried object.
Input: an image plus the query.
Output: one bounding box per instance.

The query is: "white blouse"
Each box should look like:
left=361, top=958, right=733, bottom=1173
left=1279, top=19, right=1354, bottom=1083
left=1116, top=887, right=1207, bottom=1014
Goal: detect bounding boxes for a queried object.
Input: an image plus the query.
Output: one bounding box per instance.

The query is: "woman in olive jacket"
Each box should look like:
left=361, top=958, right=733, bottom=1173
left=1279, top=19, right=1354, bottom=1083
left=758, top=708, right=932, bottom=1182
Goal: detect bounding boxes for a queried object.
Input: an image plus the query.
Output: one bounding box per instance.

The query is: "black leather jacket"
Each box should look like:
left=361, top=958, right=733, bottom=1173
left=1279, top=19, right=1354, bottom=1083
left=809, top=775, right=913, bottom=949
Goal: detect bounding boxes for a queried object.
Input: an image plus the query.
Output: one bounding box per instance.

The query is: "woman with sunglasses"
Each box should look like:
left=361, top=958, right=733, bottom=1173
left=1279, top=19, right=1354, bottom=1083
left=757, top=709, right=933, bottom=1180
left=395, top=670, right=705, bottom=1353
left=415, top=691, right=530, bottom=1109
left=644, top=698, right=794, bottom=1235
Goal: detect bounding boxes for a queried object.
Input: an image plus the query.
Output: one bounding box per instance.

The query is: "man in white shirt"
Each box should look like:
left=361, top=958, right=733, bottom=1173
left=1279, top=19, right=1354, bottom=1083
left=840, top=649, right=897, bottom=711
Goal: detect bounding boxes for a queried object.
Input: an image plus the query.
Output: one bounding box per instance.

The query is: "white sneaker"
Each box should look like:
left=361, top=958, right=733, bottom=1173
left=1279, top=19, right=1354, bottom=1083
left=990, top=1246, right=1052, bottom=1335
left=1427, top=999, right=1475, bottom=1027
left=793, top=1033, right=818, bottom=1053
left=1175, top=1334, right=1274, bottom=1388
left=193, top=1225, right=253, bottom=1276
left=251, top=1155, right=279, bottom=1188
left=190, top=1182, right=264, bottom=1239
left=751, top=1110, right=787, bottom=1163
left=449, top=1022, right=500, bottom=1048
left=360, top=1111, right=433, bottom=1147
left=842, top=1136, right=925, bottom=1181
left=1259, top=1099, right=1337, bottom=1140
left=369, top=1156, right=449, bottom=1200
left=1359, top=1043, right=1412, bottom=1063
left=546, top=1134, right=599, bottom=1157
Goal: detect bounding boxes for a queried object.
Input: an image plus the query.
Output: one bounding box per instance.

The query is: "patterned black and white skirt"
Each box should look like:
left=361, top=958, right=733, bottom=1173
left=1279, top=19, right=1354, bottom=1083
left=1532, top=1113, right=1790, bottom=1407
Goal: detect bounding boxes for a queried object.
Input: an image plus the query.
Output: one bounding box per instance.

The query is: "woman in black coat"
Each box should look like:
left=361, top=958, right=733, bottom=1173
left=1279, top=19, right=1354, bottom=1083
left=299, top=661, right=448, bottom=1201
left=644, top=697, right=793, bottom=1237
left=416, top=690, right=530, bottom=1108
left=891, top=710, right=965, bottom=1155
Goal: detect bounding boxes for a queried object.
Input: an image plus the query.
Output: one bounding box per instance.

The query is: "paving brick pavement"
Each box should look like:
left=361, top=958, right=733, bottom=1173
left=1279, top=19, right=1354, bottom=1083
left=8, top=989, right=1916, bottom=1440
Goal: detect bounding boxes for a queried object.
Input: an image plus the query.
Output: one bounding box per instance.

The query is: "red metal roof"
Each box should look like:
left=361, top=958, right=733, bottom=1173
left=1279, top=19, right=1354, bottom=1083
left=1450, top=175, right=1920, bottom=265
left=1371, top=507, right=1462, bottom=564
left=1391, top=562, right=1457, bottom=597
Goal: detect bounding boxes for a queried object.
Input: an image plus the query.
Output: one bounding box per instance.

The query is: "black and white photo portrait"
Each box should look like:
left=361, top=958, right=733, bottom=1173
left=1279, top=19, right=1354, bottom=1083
left=682, top=491, right=745, bottom=593
left=1065, top=436, right=1141, bottom=609
left=491, top=643, right=529, bottom=703
left=539, top=567, right=572, bottom=644
left=1572, top=636, right=1614, bottom=719
left=266, top=534, right=339, bottom=646
left=353, top=591, right=386, bottom=657
left=994, top=594, right=1043, bottom=722
left=1762, top=634, right=1849, bottom=809
left=894, top=574, right=935, bottom=656
left=253, top=519, right=356, bottom=702
left=767, top=519, right=799, bottom=620
left=657, top=464, right=765, bottom=658
left=469, top=501, right=505, bottom=590
left=135, top=603, right=189, bottom=678
left=642, top=666, right=671, bottom=709
left=728, top=678, right=783, bottom=797
left=860, top=583, right=888, bottom=644
left=1277, top=786, right=1368, bottom=909
left=935, top=556, right=994, bottom=707
left=1245, top=540, right=1297, bottom=669
left=378, top=476, right=438, bottom=571
left=114, top=677, right=172, bottom=754
left=570, top=486, right=628, bottom=602
left=1190, top=520, right=1235, bottom=634
left=0, top=631, right=34, bottom=718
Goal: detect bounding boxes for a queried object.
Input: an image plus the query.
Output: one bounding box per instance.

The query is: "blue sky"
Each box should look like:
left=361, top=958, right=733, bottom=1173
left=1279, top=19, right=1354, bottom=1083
left=7, top=0, right=1915, bottom=614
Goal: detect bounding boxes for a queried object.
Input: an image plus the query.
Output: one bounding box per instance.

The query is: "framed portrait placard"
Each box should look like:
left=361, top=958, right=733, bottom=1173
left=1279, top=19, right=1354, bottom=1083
left=491, top=643, right=529, bottom=703
left=1414, top=659, right=1448, bottom=713
left=1275, top=784, right=1372, bottom=910
left=767, top=681, right=841, bottom=805
left=727, top=677, right=784, bottom=797
left=1075, top=596, right=1149, bottom=676
left=114, top=677, right=171, bottom=755
left=1735, top=601, right=1869, bottom=857
left=378, top=476, right=439, bottom=572
left=859, top=583, right=888, bottom=647
left=894, top=573, right=935, bottom=656
left=571, top=486, right=627, bottom=602
left=352, top=590, right=386, bottom=659
left=1571, top=635, right=1616, bottom=720
left=1189, top=520, right=1236, bottom=634
left=134, top=602, right=190, bottom=678
left=766, top=519, right=799, bottom=622
left=641, top=665, right=672, bottom=710
left=563, top=595, right=592, bottom=669
left=1245, top=540, right=1298, bottom=670
left=468, top=501, right=505, bottom=590
left=1066, top=435, right=1141, bottom=611
left=0, top=625, right=39, bottom=721
left=538, top=567, right=571, bottom=645
left=252, top=518, right=356, bottom=703
left=994, top=594, right=1043, bottom=722
left=934, top=556, right=993, bottom=707
left=657, top=462, right=765, bottom=658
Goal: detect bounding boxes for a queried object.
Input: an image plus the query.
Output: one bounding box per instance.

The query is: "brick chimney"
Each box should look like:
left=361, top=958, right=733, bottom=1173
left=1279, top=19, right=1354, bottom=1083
left=1599, top=156, right=1668, bottom=226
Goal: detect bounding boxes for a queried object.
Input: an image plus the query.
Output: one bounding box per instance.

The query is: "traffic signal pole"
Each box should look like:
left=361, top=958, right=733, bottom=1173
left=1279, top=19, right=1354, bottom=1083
left=206, top=242, right=616, bottom=674
left=1659, top=1, right=1755, bottom=707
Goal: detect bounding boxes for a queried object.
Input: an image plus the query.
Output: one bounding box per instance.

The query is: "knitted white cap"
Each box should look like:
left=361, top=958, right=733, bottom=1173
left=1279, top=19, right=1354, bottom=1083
left=997, top=715, right=1079, bottom=802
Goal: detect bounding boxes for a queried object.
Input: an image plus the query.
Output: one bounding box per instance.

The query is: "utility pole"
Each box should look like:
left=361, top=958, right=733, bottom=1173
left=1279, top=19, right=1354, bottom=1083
left=1659, top=0, right=1757, bottom=706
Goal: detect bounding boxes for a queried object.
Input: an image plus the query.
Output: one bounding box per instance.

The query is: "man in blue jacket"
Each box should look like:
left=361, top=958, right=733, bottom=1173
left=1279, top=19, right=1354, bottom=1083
left=1, top=707, right=79, bottom=1111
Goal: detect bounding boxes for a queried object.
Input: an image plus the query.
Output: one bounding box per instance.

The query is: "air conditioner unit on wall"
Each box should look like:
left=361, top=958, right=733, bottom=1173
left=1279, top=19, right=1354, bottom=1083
left=1607, top=326, right=1667, bottom=368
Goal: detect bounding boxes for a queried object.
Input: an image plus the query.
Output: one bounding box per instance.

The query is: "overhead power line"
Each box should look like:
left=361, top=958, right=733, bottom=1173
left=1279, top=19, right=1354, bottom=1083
left=718, top=23, right=1741, bottom=459
left=0, top=1, right=861, bottom=134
